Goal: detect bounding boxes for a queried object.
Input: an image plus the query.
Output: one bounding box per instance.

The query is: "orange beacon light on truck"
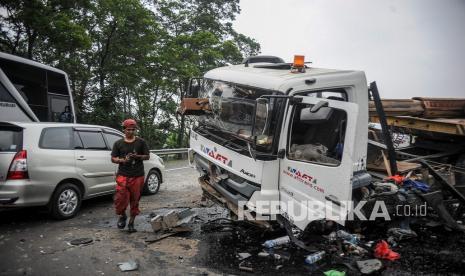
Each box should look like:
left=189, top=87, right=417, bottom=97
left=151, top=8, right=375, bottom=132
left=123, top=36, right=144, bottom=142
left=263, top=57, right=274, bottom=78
left=293, top=55, right=305, bottom=67
left=292, top=55, right=305, bottom=73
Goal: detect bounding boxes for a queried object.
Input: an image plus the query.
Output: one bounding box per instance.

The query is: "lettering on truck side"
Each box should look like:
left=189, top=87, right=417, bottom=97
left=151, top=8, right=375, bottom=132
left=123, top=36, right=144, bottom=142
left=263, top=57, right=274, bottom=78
left=283, top=166, right=325, bottom=193
left=0, top=102, right=16, bottom=108
left=201, top=144, right=233, bottom=167
left=240, top=169, right=256, bottom=178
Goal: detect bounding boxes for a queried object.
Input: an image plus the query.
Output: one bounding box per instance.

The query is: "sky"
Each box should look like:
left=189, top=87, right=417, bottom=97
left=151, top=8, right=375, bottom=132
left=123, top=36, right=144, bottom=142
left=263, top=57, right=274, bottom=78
left=233, top=0, right=465, bottom=98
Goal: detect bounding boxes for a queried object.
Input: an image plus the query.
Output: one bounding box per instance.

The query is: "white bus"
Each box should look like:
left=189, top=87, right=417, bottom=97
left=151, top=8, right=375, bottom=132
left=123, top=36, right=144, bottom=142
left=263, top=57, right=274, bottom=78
left=0, top=52, right=76, bottom=123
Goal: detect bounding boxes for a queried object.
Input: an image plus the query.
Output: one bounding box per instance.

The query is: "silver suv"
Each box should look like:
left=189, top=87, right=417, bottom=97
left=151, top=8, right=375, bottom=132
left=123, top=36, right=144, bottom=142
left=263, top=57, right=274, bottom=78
left=0, top=122, right=164, bottom=219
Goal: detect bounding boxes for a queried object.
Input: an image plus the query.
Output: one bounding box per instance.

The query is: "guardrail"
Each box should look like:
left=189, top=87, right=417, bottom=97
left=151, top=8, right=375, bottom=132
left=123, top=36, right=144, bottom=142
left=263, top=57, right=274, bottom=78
left=150, top=148, right=189, bottom=155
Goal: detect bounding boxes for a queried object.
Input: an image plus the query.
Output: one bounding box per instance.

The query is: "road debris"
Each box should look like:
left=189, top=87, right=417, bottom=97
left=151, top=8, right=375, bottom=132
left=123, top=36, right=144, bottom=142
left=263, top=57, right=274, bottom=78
left=117, top=260, right=138, bottom=272
left=257, top=252, right=270, bottom=258
left=401, top=179, right=430, bottom=193
left=238, top=260, right=253, bottom=272
left=356, top=259, right=383, bottom=274
left=262, top=236, right=290, bottom=249
left=323, top=269, right=346, bottom=276
left=150, top=208, right=196, bottom=232
left=236, top=252, right=251, bottom=260
left=150, top=215, right=163, bottom=232
left=387, top=227, right=417, bottom=242
left=69, top=238, right=93, bottom=246
left=374, top=240, right=400, bottom=261
left=304, top=251, right=325, bottom=265
left=343, top=240, right=368, bottom=255
left=327, top=230, right=362, bottom=244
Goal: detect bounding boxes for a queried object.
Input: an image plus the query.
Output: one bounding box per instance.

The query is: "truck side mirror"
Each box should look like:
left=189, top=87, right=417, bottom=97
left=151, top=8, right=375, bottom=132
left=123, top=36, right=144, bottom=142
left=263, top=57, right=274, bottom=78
left=188, top=84, right=200, bottom=98
left=187, top=78, right=204, bottom=98
left=251, top=98, right=270, bottom=137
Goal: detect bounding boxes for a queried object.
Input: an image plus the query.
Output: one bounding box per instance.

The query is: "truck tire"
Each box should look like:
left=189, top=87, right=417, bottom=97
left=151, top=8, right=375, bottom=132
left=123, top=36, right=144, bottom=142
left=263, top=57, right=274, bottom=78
left=143, top=170, right=161, bottom=195
left=49, top=183, right=82, bottom=220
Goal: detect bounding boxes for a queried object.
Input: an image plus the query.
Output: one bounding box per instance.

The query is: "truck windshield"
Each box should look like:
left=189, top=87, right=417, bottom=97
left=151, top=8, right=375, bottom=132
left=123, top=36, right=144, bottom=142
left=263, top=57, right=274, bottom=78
left=197, top=80, right=283, bottom=153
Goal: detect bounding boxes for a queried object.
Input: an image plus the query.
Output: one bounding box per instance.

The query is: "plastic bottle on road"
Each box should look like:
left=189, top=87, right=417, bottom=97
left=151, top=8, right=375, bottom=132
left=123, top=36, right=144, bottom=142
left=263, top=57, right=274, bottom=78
left=305, top=251, right=326, bottom=265
left=262, top=236, right=290, bottom=248
left=328, top=230, right=361, bottom=244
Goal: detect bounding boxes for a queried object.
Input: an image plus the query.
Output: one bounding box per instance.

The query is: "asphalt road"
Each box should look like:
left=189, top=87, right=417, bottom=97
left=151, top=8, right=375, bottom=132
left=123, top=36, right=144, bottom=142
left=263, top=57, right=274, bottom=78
left=2, top=159, right=465, bottom=276
left=0, top=159, right=220, bottom=276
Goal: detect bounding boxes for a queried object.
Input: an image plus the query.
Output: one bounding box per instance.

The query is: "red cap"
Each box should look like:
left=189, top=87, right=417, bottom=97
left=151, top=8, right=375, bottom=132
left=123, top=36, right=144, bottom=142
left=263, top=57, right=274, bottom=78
left=122, top=119, right=138, bottom=129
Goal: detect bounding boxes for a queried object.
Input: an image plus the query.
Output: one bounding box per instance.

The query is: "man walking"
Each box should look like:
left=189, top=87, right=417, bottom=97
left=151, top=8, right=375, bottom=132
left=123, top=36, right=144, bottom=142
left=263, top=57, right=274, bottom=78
left=111, top=119, right=150, bottom=232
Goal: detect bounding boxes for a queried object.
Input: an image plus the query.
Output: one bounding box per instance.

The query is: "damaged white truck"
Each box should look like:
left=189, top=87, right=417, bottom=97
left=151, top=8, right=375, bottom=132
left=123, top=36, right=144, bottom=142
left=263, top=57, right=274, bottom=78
left=180, top=55, right=465, bottom=245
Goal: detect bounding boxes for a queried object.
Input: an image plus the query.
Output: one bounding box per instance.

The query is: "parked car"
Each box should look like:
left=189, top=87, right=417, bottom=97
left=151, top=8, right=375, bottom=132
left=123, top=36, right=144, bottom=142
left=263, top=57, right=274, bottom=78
left=0, top=121, right=164, bottom=219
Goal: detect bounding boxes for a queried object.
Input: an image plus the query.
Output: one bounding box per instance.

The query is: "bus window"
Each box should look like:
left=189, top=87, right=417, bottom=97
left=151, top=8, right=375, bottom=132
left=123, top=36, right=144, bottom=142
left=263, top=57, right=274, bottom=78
left=48, top=71, right=71, bottom=122
left=0, top=82, right=15, bottom=103
left=47, top=71, right=69, bottom=95
left=0, top=53, right=75, bottom=123
left=0, top=58, right=48, bottom=121
left=50, top=95, right=72, bottom=122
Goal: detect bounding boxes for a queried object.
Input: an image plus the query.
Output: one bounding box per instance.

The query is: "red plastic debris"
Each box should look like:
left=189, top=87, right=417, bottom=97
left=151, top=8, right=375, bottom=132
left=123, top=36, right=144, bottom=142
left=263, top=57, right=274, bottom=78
left=384, top=175, right=405, bottom=185
left=374, top=240, right=400, bottom=261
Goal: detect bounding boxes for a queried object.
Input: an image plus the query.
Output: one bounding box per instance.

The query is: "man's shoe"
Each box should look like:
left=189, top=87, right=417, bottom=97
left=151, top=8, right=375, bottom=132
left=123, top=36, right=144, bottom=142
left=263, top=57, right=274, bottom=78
left=117, top=215, right=127, bottom=229
left=127, top=223, right=137, bottom=233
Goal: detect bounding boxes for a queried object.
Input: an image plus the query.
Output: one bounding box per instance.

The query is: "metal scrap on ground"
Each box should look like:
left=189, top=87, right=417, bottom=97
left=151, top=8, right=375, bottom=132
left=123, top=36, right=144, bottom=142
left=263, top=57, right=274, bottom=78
left=150, top=208, right=196, bottom=232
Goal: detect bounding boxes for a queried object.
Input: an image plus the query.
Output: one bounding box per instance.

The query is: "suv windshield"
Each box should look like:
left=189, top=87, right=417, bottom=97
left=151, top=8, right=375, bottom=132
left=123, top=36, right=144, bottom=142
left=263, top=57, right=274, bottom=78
left=197, top=80, right=284, bottom=153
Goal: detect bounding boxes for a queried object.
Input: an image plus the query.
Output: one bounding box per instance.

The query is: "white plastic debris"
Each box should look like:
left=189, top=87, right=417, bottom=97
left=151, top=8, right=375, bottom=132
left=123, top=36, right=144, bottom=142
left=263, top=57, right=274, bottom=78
left=262, top=236, right=290, bottom=248
left=356, top=259, right=382, bottom=274
left=237, top=252, right=251, bottom=260
left=117, top=260, right=138, bottom=272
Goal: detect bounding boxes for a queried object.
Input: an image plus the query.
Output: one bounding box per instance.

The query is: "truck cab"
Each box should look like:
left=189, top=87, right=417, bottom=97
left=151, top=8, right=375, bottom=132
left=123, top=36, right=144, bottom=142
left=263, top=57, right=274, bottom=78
left=187, top=56, right=370, bottom=231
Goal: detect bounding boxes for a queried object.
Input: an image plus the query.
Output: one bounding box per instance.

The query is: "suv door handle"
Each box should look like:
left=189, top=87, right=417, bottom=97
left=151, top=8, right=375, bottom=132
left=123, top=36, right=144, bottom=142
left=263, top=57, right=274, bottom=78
left=77, top=156, right=86, bottom=161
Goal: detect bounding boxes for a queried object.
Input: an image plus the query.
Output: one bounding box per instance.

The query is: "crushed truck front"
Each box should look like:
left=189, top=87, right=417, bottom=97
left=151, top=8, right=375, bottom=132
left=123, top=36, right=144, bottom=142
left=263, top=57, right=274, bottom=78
left=188, top=61, right=370, bottom=230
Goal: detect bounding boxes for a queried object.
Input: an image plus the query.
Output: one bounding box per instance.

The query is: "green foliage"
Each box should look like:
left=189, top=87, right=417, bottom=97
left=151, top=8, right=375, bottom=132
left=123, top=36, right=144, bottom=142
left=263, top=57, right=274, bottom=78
left=0, top=0, right=261, bottom=149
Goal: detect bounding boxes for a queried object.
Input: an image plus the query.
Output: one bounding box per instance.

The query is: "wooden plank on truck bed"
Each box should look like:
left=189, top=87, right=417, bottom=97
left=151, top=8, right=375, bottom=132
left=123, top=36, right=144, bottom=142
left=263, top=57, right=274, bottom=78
left=370, top=115, right=465, bottom=136
left=412, top=97, right=465, bottom=118
left=369, top=98, right=465, bottom=118
left=369, top=99, right=424, bottom=116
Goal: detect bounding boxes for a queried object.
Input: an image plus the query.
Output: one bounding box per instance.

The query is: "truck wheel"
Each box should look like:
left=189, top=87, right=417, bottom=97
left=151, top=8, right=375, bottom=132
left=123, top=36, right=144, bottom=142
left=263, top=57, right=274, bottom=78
left=143, top=170, right=161, bottom=195
left=49, top=183, right=82, bottom=220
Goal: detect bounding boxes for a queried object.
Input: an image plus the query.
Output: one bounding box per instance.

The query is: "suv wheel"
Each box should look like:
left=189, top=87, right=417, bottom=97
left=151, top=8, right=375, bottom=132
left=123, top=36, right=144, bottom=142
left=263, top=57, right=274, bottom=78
left=49, top=183, right=82, bottom=219
left=144, top=170, right=161, bottom=195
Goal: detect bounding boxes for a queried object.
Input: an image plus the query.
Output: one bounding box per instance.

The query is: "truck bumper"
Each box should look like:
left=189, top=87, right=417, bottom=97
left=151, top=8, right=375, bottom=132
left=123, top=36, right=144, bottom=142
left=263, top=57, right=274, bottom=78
left=199, top=177, right=272, bottom=229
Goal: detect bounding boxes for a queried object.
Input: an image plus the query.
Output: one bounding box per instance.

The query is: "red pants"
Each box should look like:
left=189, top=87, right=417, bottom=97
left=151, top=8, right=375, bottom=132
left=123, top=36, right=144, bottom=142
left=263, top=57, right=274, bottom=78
left=114, top=175, right=145, bottom=217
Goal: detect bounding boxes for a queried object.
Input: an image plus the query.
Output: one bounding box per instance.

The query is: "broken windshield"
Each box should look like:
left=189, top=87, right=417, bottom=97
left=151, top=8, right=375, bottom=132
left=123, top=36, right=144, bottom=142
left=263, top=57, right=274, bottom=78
left=198, top=80, right=283, bottom=152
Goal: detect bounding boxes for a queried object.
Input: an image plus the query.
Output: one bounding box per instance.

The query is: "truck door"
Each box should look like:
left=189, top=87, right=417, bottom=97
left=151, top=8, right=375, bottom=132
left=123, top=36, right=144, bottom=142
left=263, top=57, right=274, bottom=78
left=278, top=96, right=358, bottom=230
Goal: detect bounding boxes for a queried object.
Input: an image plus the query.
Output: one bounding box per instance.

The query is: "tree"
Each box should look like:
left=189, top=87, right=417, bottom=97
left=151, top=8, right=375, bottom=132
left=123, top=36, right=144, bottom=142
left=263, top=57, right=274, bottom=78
left=0, top=0, right=91, bottom=59
left=0, top=0, right=261, bottom=149
left=152, top=0, right=261, bottom=147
